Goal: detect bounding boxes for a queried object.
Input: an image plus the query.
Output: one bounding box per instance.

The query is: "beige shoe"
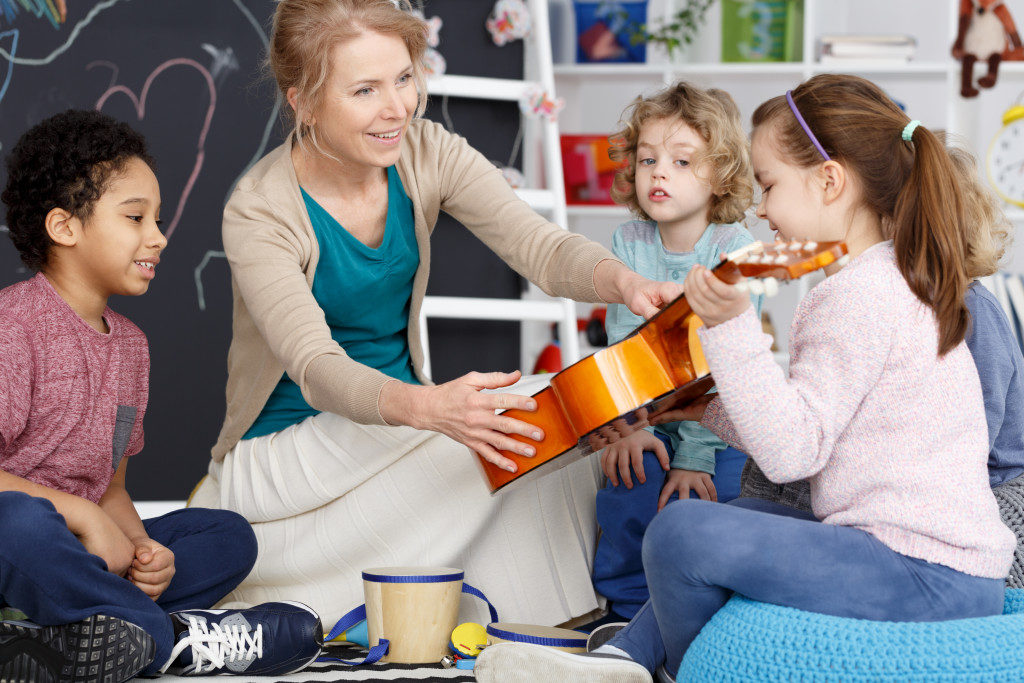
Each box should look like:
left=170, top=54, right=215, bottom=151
left=474, top=642, right=653, bottom=683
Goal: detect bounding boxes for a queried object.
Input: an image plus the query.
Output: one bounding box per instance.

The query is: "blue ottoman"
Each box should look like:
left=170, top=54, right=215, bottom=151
left=679, top=589, right=1024, bottom=681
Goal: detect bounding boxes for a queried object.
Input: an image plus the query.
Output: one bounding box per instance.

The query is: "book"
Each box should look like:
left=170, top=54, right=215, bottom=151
left=818, top=34, right=917, bottom=60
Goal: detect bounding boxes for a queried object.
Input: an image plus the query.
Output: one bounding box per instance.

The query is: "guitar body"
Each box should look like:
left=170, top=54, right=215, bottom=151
left=477, top=239, right=848, bottom=493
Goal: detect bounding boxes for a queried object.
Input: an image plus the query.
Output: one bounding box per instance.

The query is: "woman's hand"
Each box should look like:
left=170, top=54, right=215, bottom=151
left=658, top=469, right=717, bottom=510
left=600, top=429, right=670, bottom=489
left=683, top=265, right=750, bottom=327
left=595, top=260, right=683, bottom=319
left=382, top=371, right=544, bottom=472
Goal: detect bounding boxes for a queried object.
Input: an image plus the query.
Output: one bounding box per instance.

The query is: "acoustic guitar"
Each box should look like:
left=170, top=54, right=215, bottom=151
left=479, top=239, right=848, bottom=493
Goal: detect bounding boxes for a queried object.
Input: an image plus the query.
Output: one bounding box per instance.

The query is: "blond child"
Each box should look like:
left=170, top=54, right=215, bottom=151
left=592, top=81, right=760, bottom=622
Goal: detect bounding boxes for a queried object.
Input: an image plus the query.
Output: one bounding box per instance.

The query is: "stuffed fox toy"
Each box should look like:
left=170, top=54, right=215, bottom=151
left=952, top=0, right=1024, bottom=97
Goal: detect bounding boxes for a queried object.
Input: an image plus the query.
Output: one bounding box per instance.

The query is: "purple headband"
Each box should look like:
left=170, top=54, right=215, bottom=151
left=786, top=90, right=830, bottom=161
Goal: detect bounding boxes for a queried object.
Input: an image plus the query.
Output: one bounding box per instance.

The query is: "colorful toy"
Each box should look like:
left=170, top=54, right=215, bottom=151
left=487, top=0, right=531, bottom=46
left=518, top=85, right=565, bottom=122
left=952, top=0, right=1024, bottom=98
left=450, top=622, right=488, bottom=658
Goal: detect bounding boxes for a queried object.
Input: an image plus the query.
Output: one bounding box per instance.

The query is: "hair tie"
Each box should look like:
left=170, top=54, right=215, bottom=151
left=901, top=120, right=921, bottom=142
left=786, top=91, right=830, bottom=161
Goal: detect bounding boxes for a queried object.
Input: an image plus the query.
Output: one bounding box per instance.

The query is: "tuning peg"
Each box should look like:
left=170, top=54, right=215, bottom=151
left=746, top=279, right=765, bottom=296
left=735, top=280, right=749, bottom=293
left=804, top=241, right=817, bottom=250
left=836, top=255, right=850, bottom=267
left=763, top=277, right=779, bottom=297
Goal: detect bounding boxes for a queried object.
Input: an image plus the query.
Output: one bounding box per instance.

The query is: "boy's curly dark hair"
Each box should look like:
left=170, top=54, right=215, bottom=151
left=2, top=109, right=155, bottom=271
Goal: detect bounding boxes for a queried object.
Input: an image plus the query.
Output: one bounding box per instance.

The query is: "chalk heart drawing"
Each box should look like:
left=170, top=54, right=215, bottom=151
left=94, top=58, right=216, bottom=239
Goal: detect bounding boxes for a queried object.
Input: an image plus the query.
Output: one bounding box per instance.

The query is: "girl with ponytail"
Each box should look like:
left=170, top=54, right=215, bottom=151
left=475, top=74, right=1015, bottom=683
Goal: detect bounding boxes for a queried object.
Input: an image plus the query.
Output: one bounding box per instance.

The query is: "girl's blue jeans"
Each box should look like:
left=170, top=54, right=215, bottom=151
left=610, top=496, right=1006, bottom=678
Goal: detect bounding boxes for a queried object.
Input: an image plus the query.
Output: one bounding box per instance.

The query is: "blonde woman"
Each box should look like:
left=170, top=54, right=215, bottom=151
left=189, top=0, right=682, bottom=628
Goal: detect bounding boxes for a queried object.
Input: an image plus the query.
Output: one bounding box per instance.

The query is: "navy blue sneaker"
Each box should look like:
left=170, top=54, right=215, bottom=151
left=0, top=614, right=154, bottom=683
left=160, top=601, right=323, bottom=676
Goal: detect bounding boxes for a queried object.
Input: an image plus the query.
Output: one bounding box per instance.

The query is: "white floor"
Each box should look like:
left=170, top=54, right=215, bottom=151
left=134, top=500, right=186, bottom=518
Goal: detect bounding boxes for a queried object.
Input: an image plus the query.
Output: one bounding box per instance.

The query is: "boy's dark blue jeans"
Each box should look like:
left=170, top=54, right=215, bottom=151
left=0, top=491, right=257, bottom=674
left=593, top=432, right=746, bottom=619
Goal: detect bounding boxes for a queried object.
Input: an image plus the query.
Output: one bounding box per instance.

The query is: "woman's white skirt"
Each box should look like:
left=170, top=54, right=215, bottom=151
left=190, top=380, right=603, bottom=628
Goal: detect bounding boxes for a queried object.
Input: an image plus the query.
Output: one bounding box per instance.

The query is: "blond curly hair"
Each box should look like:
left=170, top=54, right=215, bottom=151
left=609, top=80, right=753, bottom=225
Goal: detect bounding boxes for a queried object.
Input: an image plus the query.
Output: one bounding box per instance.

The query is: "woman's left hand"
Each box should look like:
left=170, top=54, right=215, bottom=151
left=683, top=265, right=750, bottom=327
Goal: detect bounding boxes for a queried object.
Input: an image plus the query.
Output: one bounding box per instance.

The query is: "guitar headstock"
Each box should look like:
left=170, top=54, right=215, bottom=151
left=716, top=240, right=848, bottom=295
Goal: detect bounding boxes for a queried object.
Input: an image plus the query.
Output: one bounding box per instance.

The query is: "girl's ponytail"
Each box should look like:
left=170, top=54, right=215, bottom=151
left=752, top=74, right=977, bottom=357
left=892, top=126, right=970, bottom=356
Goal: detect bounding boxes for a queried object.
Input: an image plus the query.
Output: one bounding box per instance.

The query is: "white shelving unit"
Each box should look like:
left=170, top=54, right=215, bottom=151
left=539, top=0, right=1024, bottom=361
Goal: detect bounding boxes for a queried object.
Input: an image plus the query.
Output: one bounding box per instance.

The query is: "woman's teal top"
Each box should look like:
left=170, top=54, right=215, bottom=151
left=244, top=166, right=420, bottom=439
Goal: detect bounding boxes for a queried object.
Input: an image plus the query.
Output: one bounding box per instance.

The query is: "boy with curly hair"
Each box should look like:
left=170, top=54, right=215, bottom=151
left=0, top=110, right=322, bottom=682
left=591, top=81, right=761, bottom=626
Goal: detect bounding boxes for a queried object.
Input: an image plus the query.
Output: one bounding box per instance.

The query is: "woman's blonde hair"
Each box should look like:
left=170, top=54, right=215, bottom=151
left=942, top=142, right=1012, bottom=279
left=269, top=0, right=428, bottom=157
left=609, top=81, right=754, bottom=225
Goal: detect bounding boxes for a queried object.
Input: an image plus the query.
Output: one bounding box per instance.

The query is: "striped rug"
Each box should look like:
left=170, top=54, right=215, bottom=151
left=157, top=643, right=476, bottom=682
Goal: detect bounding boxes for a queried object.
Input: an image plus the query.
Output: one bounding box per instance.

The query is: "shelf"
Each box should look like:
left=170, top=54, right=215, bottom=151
left=811, top=60, right=951, bottom=75
left=553, top=61, right=950, bottom=78
left=1005, top=208, right=1024, bottom=222
left=554, top=62, right=805, bottom=77
left=566, top=204, right=629, bottom=218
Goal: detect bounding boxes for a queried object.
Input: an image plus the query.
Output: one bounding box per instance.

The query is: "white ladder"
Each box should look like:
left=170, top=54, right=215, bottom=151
left=417, top=0, right=580, bottom=379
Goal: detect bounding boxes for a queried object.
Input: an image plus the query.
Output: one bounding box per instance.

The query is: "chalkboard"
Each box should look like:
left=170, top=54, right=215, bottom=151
left=0, top=0, right=526, bottom=500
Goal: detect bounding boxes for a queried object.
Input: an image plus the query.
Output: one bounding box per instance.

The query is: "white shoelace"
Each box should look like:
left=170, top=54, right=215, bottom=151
left=159, top=616, right=264, bottom=675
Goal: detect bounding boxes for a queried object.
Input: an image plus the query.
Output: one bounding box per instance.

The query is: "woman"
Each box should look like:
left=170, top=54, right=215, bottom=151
left=189, top=0, right=682, bottom=628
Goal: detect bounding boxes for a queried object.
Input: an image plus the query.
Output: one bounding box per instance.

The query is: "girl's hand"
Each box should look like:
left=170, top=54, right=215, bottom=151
left=393, top=371, right=544, bottom=472
left=600, top=430, right=670, bottom=489
left=658, top=469, right=717, bottom=510
left=130, top=538, right=176, bottom=600
left=683, top=265, right=751, bottom=327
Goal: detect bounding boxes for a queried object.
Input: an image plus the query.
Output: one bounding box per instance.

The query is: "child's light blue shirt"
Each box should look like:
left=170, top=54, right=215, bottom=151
left=606, top=220, right=762, bottom=474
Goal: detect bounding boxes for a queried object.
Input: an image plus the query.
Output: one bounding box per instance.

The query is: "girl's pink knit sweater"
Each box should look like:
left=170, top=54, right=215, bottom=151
left=699, top=241, right=1014, bottom=579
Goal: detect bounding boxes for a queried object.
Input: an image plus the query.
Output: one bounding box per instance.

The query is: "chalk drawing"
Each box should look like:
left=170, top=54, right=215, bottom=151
left=194, top=249, right=226, bottom=311
left=0, top=28, right=15, bottom=103
left=201, top=43, right=239, bottom=86
left=0, top=0, right=62, bottom=30
left=94, top=58, right=217, bottom=239
left=0, top=0, right=128, bottom=65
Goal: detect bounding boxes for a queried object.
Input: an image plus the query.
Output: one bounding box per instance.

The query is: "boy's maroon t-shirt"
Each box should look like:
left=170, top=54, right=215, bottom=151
left=0, top=273, right=148, bottom=503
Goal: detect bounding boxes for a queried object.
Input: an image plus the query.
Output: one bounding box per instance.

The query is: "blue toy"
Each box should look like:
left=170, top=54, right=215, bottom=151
left=680, top=589, right=1024, bottom=681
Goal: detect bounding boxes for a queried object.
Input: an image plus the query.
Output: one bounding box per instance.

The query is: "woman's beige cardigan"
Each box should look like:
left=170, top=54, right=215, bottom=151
left=211, top=119, right=617, bottom=462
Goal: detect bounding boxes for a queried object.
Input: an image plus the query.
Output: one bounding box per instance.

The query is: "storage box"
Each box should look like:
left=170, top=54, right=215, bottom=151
left=561, top=134, right=621, bottom=205
left=721, top=0, right=803, bottom=63
left=574, top=1, right=648, bottom=63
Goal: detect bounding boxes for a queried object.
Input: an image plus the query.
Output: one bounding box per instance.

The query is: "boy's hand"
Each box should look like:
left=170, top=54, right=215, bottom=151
left=600, top=430, right=670, bottom=489
left=130, top=538, right=176, bottom=600
left=76, top=509, right=136, bottom=577
left=658, top=469, right=717, bottom=510
left=684, top=266, right=750, bottom=327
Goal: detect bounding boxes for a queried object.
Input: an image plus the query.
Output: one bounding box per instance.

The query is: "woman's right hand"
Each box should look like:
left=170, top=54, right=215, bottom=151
left=381, top=370, right=544, bottom=472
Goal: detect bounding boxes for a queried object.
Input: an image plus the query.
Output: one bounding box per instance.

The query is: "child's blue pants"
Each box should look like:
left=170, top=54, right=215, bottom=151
left=593, top=435, right=746, bottom=618
left=0, top=491, right=257, bottom=674
left=610, top=497, right=1006, bottom=678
